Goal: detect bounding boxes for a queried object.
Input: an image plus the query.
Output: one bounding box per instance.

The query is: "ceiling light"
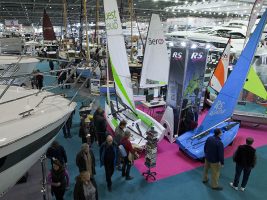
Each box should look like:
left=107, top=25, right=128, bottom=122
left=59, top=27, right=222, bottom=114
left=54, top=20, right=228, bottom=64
left=191, top=44, right=197, bottom=49
left=181, top=42, right=186, bottom=47
left=175, top=0, right=178, bottom=3
left=49, top=6, right=52, bottom=8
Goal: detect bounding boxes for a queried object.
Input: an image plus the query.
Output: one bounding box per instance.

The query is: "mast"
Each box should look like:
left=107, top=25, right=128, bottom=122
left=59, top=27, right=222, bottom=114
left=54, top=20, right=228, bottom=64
left=128, top=0, right=133, bottom=62
left=83, top=0, right=90, bottom=61
left=62, top=0, right=68, bottom=39
left=95, top=0, right=100, bottom=46
left=79, top=0, right=83, bottom=51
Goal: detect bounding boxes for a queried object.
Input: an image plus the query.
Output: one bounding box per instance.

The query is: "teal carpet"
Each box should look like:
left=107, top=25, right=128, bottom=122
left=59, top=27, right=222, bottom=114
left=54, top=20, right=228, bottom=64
left=40, top=61, right=267, bottom=200
left=5, top=61, right=267, bottom=200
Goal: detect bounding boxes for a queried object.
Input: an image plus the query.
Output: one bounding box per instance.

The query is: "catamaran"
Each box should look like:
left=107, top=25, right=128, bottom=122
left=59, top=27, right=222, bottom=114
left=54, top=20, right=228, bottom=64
left=103, top=0, right=165, bottom=148
left=176, top=9, right=267, bottom=159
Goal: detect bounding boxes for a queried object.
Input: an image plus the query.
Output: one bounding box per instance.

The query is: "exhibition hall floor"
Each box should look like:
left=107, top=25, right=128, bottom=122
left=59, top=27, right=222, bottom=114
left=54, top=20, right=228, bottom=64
left=3, top=62, right=267, bottom=200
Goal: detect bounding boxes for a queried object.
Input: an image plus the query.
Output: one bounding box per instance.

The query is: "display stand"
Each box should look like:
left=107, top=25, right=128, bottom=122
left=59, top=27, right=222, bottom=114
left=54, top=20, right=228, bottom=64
left=142, top=127, right=158, bottom=181
left=40, top=154, right=48, bottom=200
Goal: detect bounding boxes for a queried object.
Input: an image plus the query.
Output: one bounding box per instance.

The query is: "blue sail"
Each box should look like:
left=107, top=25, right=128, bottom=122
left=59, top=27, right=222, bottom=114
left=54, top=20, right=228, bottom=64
left=196, top=9, right=267, bottom=134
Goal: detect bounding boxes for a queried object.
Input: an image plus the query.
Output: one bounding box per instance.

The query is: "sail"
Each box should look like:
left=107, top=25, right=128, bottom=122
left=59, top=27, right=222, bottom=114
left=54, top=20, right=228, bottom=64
left=209, top=39, right=231, bottom=93
left=43, top=9, right=56, bottom=41
left=196, top=9, right=267, bottom=134
left=103, top=0, right=135, bottom=111
left=139, top=14, right=169, bottom=88
left=244, top=67, right=267, bottom=100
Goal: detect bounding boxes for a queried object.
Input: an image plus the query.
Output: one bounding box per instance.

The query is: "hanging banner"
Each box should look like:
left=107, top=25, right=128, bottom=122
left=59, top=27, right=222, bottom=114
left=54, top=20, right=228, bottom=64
left=5, top=20, right=19, bottom=27
left=178, top=47, right=208, bottom=135
left=166, top=47, right=187, bottom=136
left=166, top=48, right=186, bottom=109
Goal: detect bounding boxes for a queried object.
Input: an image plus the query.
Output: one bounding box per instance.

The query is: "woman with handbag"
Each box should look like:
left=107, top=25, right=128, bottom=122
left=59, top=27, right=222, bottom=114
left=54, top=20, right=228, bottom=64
left=120, top=130, right=139, bottom=180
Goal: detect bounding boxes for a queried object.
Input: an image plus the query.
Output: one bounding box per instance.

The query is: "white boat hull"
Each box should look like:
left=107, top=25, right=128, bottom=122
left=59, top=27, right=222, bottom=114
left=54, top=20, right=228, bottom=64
left=105, top=100, right=165, bottom=148
left=0, top=86, right=76, bottom=196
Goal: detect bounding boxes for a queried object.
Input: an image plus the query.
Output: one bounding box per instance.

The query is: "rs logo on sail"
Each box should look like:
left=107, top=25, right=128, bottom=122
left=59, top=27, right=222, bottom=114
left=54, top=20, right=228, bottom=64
left=209, top=100, right=226, bottom=116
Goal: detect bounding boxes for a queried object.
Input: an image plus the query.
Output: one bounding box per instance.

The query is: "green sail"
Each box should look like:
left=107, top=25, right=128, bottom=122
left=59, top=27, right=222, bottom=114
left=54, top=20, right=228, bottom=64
left=244, top=67, right=267, bottom=100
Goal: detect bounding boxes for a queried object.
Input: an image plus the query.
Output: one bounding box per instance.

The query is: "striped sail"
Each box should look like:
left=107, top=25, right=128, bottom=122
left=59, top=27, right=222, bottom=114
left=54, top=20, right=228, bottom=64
left=209, top=39, right=231, bottom=93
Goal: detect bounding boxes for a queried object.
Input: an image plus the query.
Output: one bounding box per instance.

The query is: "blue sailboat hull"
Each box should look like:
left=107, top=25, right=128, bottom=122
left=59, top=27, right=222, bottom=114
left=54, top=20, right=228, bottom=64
left=176, top=121, right=240, bottom=159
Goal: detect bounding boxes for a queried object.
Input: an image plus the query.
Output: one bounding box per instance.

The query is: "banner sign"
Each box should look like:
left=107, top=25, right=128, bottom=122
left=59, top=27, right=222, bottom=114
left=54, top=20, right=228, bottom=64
left=178, top=47, right=208, bottom=135
left=166, top=47, right=187, bottom=135
left=5, top=20, right=19, bottom=27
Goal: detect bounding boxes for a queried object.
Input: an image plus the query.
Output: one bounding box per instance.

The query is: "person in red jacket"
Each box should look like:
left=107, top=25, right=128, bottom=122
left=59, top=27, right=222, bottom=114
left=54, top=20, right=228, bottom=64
left=120, top=130, right=139, bottom=180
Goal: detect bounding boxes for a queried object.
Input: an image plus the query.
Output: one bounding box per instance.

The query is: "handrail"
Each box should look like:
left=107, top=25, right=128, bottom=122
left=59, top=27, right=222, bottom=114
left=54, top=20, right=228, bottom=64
left=0, top=56, right=24, bottom=100
left=0, top=57, right=98, bottom=107
left=68, top=74, right=91, bottom=106
left=35, top=93, right=64, bottom=108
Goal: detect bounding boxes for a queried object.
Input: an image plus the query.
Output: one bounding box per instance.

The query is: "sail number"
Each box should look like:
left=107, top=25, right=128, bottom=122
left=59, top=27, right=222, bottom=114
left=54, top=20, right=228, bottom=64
left=105, top=10, right=119, bottom=30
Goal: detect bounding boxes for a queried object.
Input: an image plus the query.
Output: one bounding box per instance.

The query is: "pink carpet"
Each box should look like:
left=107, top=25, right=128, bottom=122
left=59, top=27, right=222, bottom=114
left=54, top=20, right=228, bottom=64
left=132, top=108, right=267, bottom=181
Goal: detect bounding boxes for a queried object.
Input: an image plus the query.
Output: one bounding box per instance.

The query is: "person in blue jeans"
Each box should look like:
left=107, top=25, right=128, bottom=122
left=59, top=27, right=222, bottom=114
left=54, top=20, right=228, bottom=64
left=230, top=137, right=256, bottom=191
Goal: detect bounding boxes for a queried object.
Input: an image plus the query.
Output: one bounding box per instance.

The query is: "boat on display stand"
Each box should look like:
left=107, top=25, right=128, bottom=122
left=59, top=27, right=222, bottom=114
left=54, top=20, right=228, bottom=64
left=176, top=9, right=267, bottom=160
left=103, top=0, right=165, bottom=148
left=0, top=85, right=76, bottom=196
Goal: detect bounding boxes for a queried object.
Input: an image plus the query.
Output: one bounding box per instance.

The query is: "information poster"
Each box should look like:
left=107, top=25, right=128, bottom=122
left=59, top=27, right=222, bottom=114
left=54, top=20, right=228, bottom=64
left=90, top=79, right=100, bottom=96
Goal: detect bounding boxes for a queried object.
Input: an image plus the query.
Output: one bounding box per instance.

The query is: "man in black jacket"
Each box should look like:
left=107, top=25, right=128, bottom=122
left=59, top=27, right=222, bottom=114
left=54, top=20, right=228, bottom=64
left=230, top=137, right=256, bottom=192
left=94, top=109, right=107, bottom=146
left=100, top=135, right=118, bottom=192
left=202, top=128, right=224, bottom=190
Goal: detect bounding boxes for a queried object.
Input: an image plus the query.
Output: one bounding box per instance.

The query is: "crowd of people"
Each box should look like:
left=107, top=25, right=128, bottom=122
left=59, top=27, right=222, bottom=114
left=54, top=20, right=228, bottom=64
left=44, top=104, right=257, bottom=200
left=45, top=107, right=140, bottom=200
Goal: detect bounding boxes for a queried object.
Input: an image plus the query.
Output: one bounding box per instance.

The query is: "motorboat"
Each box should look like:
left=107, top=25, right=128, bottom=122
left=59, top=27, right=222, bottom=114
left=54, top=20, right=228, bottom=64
left=0, top=85, right=76, bottom=196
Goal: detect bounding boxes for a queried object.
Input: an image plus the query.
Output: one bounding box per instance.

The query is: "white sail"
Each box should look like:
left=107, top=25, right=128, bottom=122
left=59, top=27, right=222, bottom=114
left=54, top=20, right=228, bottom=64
left=103, top=0, right=135, bottom=110
left=140, top=14, right=169, bottom=88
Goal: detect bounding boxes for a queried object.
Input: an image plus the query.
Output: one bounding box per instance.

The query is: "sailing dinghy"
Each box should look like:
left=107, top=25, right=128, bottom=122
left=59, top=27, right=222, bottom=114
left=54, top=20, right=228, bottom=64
left=103, top=0, right=165, bottom=148
left=176, top=9, right=267, bottom=159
